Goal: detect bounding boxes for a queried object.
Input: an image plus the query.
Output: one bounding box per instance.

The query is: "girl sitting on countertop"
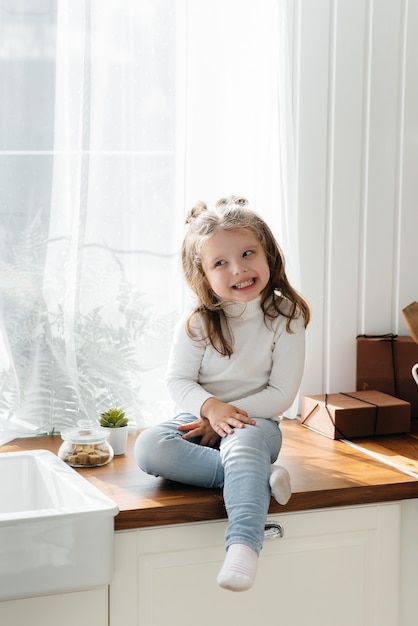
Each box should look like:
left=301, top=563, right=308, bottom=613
left=135, top=196, right=310, bottom=592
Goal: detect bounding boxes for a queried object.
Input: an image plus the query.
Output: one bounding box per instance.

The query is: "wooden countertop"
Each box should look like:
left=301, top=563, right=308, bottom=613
left=3, top=419, right=418, bottom=531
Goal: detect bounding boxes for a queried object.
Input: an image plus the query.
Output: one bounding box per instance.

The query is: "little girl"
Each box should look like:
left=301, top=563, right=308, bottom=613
left=135, top=196, right=310, bottom=592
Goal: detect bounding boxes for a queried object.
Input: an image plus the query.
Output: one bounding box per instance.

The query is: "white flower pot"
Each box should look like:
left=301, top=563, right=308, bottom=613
left=101, top=426, right=128, bottom=455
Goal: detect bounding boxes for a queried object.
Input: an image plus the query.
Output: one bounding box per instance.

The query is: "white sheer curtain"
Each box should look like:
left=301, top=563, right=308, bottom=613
left=0, top=0, right=298, bottom=442
left=183, top=0, right=298, bottom=271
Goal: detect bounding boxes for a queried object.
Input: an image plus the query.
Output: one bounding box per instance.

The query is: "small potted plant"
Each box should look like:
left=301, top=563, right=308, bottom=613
left=99, top=407, right=129, bottom=455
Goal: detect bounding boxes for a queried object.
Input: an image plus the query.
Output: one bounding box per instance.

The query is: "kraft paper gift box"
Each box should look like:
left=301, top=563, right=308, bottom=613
left=356, top=335, right=418, bottom=418
left=401, top=302, right=418, bottom=423
left=402, top=301, right=418, bottom=344
left=300, top=390, right=411, bottom=440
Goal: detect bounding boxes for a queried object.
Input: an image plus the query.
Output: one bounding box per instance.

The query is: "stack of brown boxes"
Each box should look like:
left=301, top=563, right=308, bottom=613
left=301, top=302, right=418, bottom=439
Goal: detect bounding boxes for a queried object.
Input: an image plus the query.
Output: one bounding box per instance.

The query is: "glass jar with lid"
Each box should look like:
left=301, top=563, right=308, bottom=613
left=58, top=420, right=114, bottom=467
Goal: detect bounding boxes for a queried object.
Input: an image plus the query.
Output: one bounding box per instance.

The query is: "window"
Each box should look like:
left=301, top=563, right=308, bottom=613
left=0, top=0, right=296, bottom=440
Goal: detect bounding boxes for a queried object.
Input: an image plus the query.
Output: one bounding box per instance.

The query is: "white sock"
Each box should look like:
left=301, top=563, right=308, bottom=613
left=217, top=543, right=258, bottom=592
left=270, top=464, right=291, bottom=505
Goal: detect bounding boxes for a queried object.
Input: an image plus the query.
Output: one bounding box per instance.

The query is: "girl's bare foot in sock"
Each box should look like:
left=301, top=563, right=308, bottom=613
left=270, top=464, right=291, bottom=505
left=217, top=543, right=258, bottom=592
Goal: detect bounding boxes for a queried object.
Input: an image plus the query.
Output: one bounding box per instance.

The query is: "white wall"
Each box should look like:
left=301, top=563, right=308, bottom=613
left=291, top=0, right=418, bottom=397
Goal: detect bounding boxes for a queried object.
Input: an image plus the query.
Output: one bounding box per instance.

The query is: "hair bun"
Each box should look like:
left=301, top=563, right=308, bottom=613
left=215, top=196, right=248, bottom=209
left=185, top=196, right=249, bottom=225
left=185, top=201, right=207, bottom=224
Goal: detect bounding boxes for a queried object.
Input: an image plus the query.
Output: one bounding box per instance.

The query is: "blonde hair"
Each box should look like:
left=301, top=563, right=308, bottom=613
left=181, top=196, right=310, bottom=356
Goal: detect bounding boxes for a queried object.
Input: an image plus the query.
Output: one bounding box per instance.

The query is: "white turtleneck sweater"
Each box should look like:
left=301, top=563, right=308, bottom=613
left=166, top=297, right=306, bottom=421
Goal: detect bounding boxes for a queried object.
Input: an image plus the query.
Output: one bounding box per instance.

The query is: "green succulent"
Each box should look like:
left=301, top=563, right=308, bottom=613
left=99, top=407, right=128, bottom=428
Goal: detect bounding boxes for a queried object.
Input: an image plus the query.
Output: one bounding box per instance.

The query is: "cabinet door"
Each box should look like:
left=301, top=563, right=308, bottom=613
left=0, top=588, right=108, bottom=626
left=110, top=503, right=400, bottom=626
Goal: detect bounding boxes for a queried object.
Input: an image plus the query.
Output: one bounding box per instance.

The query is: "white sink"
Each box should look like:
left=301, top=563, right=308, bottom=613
left=0, top=449, right=119, bottom=601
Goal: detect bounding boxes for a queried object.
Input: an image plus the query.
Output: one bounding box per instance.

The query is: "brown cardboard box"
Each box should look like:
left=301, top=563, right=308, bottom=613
left=393, top=337, right=418, bottom=416
left=402, top=301, right=418, bottom=344
left=356, top=335, right=418, bottom=417
left=301, top=390, right=411, bottom=440
left=401, top=303, right=418, bottom=426
left=356, top=335, right=396, bottom=396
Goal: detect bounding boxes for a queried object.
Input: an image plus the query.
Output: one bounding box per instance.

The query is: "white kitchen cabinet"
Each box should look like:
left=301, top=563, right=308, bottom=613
left=0, top=587, right=108, bottom=626
left=110, top=502, right=400, bottom=626
left=400, top=499, right=418, bottom=626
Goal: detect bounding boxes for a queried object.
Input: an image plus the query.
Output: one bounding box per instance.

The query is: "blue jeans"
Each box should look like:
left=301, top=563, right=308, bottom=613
left=134, top=414, right=282, bottom=554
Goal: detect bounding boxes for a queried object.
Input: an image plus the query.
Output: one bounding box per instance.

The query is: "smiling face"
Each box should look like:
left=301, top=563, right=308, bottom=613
left=201, top=228, right=270, bottom=303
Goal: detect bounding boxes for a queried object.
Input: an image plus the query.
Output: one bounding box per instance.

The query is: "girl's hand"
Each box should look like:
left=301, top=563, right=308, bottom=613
left=200, top=397, right=256, bottom=438
left=178, top=417, right=220, bottom=447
